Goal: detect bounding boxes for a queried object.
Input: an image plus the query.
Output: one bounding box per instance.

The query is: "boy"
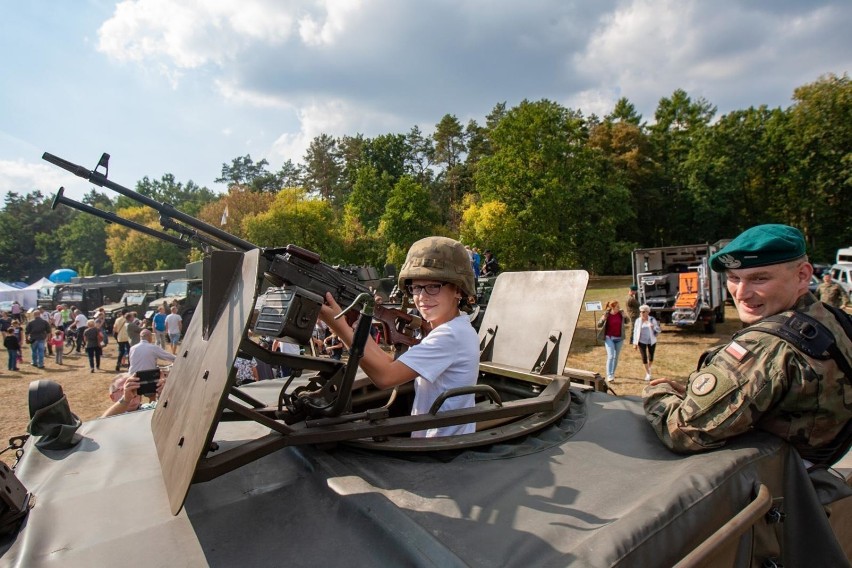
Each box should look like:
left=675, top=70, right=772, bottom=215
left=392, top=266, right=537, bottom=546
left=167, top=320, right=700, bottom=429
left=319, top=236, right=479, bottom=438
left=4, top=328, right=20, bottom=371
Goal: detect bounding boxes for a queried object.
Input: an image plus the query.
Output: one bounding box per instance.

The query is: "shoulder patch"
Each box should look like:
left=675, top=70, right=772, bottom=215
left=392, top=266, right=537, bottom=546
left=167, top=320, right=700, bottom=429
left=683, top=366, right=739, bottom=419
left=724, top=340, right=750, bottom=362
left=691, top=373, right=716, bottom=395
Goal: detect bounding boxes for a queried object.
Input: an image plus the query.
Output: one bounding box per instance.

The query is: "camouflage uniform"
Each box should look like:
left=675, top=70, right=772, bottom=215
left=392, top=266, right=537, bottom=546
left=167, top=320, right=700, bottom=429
left=815, top=280, right=849, bottom=309
left=644, top=293, right=852, bottom=462
left=625, top=293, right=640, bottom=322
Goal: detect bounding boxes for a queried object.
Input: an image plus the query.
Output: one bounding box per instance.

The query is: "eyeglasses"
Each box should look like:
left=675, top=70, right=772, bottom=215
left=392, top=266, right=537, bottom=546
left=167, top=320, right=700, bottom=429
left=406, top=283, right=447, bottom=296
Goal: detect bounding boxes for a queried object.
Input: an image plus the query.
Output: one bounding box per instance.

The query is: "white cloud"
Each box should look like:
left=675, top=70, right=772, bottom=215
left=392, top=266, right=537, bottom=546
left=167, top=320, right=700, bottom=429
left=0, top=160, right=90, bottom=201
left=298, top=0, right=362, bottom=46
left=97, top=0, right=299, bottom=70
left=269, top=98, right=399, bottom=163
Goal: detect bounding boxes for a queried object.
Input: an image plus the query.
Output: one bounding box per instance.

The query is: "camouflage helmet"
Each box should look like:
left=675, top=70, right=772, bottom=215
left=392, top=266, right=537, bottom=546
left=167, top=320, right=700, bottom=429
left=398, top=236, right=476, bottom=298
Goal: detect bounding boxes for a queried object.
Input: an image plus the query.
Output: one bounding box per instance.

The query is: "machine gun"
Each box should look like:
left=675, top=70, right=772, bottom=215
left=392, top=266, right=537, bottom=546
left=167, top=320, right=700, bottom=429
left=45, top=151, right=426, bottom=421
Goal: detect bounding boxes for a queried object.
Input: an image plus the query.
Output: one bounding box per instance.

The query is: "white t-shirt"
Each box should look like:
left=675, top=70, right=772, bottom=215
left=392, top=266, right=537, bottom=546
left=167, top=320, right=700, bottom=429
left=74, top=313, right=88, bottom=329
left=164, top=313, right=182, bottom=334
left=398, top=313, right=480, bottom=438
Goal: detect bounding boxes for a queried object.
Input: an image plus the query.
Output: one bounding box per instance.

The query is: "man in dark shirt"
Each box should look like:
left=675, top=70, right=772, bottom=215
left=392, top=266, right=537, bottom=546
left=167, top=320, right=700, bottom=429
left=25, top=309, right=52, bottom=368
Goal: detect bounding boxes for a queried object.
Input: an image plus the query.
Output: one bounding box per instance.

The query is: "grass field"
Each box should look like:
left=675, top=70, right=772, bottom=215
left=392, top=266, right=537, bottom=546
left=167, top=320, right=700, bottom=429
left=0, top=275, right=743, bottom=466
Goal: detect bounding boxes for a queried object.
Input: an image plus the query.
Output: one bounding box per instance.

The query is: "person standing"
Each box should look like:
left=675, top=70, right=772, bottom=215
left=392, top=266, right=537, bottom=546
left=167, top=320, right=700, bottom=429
left=4, top=328, right=20, bottom=371
left=50, top=329, right=65, bottom=365
left=152, top=306, right=168, bottom=349
left=72, top=309, right=88, bottom=353
left=815, top=272, right=850, bottom=309
left=125, top=312, right=143, bottom=348
left=164, top=306, right=182, bottom=354
left=631, top=305, right=661, bottom=381
left=598, top=300, right=627, bottom=382
left=113, top=309, right=130, bottom=371
left=25, top=309, right=51, bottom=368
left=10, top=301, right=22, bottom=322
left=83, top=319, right=103, bottom=373
left=643, top=224, right=852, bottom=470
left=625, top=285, right=640, bottom=322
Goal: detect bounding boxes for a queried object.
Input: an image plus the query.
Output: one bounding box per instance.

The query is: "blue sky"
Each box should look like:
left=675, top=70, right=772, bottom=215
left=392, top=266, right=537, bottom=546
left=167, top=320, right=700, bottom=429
left=1, top=0, right=850, bottom=204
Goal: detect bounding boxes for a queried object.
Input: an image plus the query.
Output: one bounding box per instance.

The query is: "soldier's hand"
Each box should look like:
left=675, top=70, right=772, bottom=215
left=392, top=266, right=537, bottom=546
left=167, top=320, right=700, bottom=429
left=648, top=378, right=686, bottom=395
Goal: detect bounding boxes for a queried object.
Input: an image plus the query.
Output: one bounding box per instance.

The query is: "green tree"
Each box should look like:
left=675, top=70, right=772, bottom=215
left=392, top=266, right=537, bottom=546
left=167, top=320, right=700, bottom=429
left=302, top=134, right=343, bottom=204
left=378, top=176, right=440, bottom=267
left=0, top=191, right=71, bottom=281
left=345, top=163, right=394, bottom=233
left=117, top=174, right=217, bottom=216
left=649, top=89, right=717, bottom=244
left=785, top=73, right=852, bottom=259
left=106, top=206, right=190, bottom=271
left=474, top=99, right=631, bottom=272
left=243, top=189, right=342, bottom=260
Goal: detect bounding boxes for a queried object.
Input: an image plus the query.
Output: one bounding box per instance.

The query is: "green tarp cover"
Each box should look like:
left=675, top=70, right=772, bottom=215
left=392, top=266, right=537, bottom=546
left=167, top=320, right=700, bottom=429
left=1, top=390, right=849, bottom=567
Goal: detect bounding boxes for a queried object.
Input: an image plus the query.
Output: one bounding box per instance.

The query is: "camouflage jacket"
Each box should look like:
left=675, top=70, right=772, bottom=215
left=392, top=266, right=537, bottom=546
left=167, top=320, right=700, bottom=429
left=816, top=281, right=849, bottom=308
left=643, top=293, right=852, bottom=462
left=625, top=295, right=640, bottom=320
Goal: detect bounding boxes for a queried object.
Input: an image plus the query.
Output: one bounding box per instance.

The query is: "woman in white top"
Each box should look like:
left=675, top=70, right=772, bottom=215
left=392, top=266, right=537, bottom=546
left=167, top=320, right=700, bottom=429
left=631, top=304, right=661, bottom=381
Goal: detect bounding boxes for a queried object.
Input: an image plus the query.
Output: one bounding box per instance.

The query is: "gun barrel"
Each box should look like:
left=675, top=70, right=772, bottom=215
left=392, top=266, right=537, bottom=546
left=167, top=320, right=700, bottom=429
left=52, top=187, right=192, bottom=250
left=42, top=151, right=258, bottom=252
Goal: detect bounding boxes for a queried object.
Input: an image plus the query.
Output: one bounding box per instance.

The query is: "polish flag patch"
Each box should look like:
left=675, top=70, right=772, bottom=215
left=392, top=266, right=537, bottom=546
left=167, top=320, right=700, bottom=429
left=724, top=340, right=749, bottom=362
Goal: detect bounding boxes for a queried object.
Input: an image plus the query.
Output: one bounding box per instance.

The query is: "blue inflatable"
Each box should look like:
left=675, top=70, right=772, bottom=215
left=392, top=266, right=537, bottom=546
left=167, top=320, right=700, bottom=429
left=49, top=268, right=78, bottom=283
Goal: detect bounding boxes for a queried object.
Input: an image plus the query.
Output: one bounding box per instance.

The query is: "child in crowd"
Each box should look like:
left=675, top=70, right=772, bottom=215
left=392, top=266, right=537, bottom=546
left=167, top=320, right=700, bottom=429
left=51, top=329, right=65, bottom=365
left=4, top=328, right=20, bottom=371
left=318, top=236, right=479, bottom=438
left=11, top=321, right=23, bottom=365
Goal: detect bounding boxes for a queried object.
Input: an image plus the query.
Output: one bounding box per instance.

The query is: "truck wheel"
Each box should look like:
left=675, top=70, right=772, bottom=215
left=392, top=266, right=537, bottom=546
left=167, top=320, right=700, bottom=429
left=704, top=318, right=716, bottom=334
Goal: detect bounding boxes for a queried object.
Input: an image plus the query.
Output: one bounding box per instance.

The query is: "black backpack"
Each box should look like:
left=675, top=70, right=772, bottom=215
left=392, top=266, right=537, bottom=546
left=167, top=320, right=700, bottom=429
left=735, top=303, right=852, bottom=467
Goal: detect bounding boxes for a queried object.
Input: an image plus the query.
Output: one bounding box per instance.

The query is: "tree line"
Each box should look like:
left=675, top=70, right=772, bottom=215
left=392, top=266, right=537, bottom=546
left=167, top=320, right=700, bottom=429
left=0, top=73, right=848, bottom=282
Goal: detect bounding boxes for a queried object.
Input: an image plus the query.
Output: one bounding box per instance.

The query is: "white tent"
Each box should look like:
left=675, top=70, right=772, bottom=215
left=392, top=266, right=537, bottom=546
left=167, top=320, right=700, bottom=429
left=25, top=277, right=54, bottom=290
left=0, top=278, right=47, bottom=309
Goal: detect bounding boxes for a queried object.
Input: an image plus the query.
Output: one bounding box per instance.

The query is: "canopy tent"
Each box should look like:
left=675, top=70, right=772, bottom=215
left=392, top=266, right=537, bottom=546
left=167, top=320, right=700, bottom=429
left=25, top=277, right=54, bottom=290
left=0, top=279, right=44, bottom=309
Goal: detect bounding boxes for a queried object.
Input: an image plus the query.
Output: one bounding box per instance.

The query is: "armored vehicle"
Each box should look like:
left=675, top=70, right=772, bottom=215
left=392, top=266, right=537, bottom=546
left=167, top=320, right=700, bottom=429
left=632, top=241, right=729, bottom=333
left=93, top=289, right=162, bottom=333
left=145, top=261, right=203, bottom=331
left=3, top=152, right=848, bottom=567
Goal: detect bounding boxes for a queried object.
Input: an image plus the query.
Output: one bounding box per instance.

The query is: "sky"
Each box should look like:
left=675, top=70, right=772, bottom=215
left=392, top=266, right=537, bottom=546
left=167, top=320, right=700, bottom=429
left=1, top=0, right=850, bottom=205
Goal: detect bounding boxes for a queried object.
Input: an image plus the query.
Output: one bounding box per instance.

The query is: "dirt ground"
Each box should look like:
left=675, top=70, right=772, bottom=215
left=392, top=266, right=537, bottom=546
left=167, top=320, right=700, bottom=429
left=0, top=340, right=124, bottom=466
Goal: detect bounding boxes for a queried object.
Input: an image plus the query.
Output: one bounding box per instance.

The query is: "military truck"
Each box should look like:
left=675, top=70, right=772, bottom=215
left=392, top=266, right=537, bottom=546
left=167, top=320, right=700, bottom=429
left=145, top=261, right=203, bottom=332
left=93, top=289, right=162, bottom=333
left=7, top=151, right=847, bottom=566
left=632, top=241, right=729, bottom=333
left=47, top=282, right=127, bottom=315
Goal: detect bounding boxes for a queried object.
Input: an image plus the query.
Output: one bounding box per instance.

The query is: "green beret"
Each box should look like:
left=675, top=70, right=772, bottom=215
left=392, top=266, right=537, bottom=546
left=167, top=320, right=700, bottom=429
left=710, top=224, right=806, bottom=272
left=629, top=285, right=638, bottom=291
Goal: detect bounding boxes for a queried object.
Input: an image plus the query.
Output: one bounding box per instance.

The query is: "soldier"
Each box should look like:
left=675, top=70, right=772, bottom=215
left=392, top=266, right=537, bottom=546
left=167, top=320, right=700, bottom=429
left=815, top=272, right=850, bottom=309
left=318, top=236, right=479, bottom=438
left=643, top=224, right=852, bottom=469
left=625, top=285, right=640, bottom=322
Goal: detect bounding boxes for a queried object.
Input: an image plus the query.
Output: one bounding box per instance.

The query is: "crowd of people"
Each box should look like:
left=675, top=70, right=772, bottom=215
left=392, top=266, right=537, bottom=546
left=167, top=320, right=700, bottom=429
left=0, top=301, right=187, bottom=375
